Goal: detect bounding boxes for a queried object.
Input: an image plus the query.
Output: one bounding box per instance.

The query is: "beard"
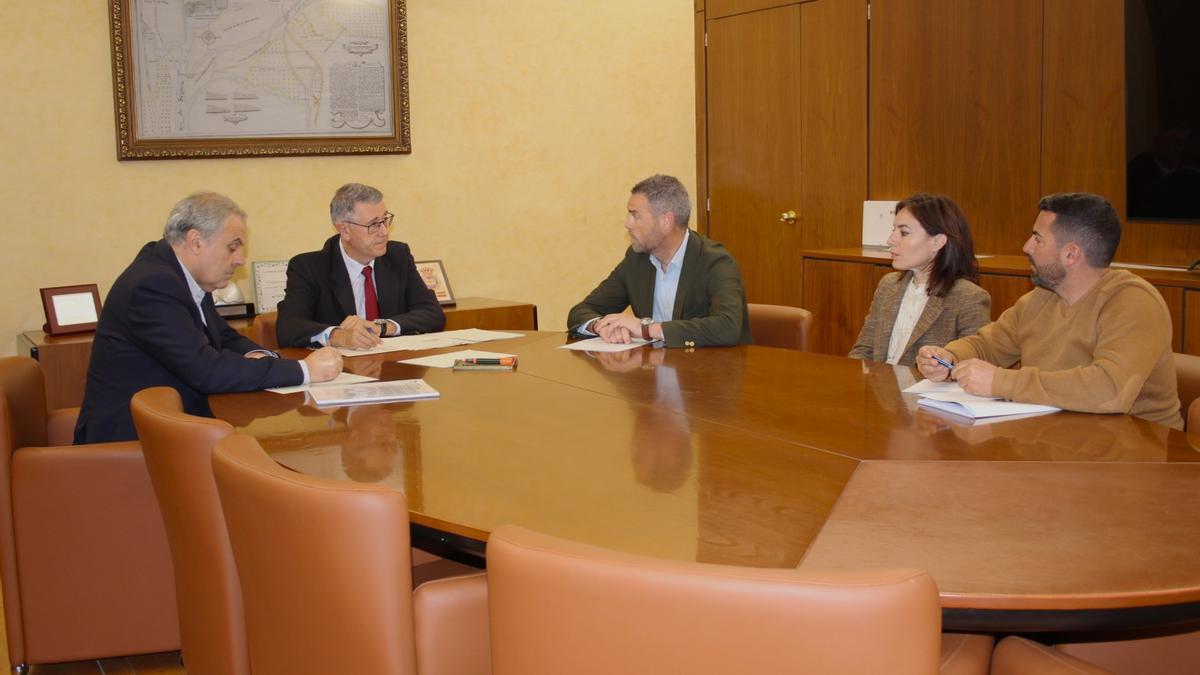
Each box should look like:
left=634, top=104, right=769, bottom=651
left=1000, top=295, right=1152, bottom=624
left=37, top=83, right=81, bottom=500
left=1029, top=257, right=1066, bottom=290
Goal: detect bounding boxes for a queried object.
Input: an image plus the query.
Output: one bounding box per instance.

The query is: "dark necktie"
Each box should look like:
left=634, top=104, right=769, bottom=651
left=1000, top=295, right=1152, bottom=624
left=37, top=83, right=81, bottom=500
left=362, top=266, right=380, bottom=320
left=201, top=293, right=221, bottom=348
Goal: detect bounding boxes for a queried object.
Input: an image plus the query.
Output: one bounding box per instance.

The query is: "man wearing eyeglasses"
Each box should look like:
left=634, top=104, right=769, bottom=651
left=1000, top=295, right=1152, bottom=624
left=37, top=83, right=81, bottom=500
left=276, top=183, right=445, bottom=349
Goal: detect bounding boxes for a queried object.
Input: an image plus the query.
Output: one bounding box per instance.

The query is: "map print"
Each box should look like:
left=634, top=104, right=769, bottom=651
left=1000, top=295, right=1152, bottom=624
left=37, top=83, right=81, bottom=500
left=132, top=0, right=392, bottom=139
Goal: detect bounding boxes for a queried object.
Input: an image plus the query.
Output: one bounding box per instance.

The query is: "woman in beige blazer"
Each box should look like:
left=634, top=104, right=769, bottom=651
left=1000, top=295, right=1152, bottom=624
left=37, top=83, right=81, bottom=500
left=849, top=193, right=991, bottom=367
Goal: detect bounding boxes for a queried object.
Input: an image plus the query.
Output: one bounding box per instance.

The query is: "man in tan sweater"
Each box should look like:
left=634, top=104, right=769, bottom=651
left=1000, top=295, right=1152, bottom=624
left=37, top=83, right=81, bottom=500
left=916, top=193, right=1182, bottom=429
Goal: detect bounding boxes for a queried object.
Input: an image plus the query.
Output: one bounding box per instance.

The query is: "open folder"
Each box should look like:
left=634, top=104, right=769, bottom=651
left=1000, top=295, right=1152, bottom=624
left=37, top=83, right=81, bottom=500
left=903, top=380, right=1060, bottom=419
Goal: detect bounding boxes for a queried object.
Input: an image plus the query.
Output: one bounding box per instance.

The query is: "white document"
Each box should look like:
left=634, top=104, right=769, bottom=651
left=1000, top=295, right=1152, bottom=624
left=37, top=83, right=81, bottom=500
left=438, top=328, right=524, bottom=342
left=917, top=396, right=1060, bottom=419
left=400, top=349, right=516, bottom=369
left=266, top=371, right=377, bottom=395
left=862, top=200, right=898, bottom=248
left=559, top=337, right=651, bottom=352
left=309, top=379, right=440, bottom=407
left=901, top=379, right=965, bottom=395
left=336, top=328, right=525, bottom=357
left=51, top=292, right=99, bottom=325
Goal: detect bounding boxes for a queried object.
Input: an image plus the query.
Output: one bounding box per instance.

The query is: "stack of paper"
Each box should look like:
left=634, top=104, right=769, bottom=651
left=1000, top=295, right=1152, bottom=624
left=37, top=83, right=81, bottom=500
left=308, top=379, right=440, bottom=407
left=902, top=380, right=1060, bottom=419
left=335, top=328, right=524, bottom=357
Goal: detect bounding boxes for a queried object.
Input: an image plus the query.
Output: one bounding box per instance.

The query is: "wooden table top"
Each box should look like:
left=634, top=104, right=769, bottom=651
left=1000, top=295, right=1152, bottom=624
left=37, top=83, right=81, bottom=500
left=209, top=332, right=1200, bottom=629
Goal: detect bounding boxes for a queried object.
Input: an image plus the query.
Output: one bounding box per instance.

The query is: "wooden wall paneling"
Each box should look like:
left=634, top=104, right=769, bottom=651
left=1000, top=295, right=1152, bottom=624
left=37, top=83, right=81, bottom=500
left=706, top=5, right=804, bottom=306
left=695, top=0, right=705, bottom=12
left=695, top=10, right=707, bottom=234
left=802, top=258, right=880, bottom=356
left=1186, top=291, right=1200, bottom=356
left=1158, top=286, right=1184, bottom=354
left=869, top=0, right=1043, bottom=256
left=1041, top=0, right=1124, bottom=217
left=707, top=0, right=795, bottom=21
left=976, top=272, right=1034, bottom=322
left=799, top=0, right=867, bottom=250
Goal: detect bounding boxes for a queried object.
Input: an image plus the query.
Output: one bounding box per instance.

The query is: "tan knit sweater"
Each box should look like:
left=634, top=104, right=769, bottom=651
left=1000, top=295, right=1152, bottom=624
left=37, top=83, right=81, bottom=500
left=944, top=269, right=1182, bottom=429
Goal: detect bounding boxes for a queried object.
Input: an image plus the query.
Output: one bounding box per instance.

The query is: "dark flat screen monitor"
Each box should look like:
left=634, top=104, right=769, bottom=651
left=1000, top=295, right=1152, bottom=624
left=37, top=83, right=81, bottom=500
left=1125, top=0, right=1200, bottom=221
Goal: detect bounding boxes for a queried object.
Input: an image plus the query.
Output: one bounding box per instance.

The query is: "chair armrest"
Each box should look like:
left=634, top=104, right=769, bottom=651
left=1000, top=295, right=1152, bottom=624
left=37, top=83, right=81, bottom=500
left=10, top=442, right=179, bottom=662
left=413, top=572, right=489, bottom=675
left=45, top=408, right=80, bottom=447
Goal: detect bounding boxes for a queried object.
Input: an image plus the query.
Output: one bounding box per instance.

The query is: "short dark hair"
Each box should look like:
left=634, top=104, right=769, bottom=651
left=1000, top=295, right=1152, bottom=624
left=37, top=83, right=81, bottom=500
left=1036, top=192, right=1121, bottom=267
left=632, top=174, right=691, bottom=228
left=894, top=193, right=978, bottom=297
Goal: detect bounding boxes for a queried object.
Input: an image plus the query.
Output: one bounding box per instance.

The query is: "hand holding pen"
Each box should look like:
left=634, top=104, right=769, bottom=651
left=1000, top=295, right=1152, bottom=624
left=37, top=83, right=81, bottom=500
left=916, top=345, right=956, bottom=382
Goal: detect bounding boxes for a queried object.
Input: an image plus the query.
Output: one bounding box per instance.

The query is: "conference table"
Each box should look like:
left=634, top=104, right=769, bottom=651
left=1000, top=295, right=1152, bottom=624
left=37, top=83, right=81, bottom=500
left=208, top=332, right=1200, bottom=635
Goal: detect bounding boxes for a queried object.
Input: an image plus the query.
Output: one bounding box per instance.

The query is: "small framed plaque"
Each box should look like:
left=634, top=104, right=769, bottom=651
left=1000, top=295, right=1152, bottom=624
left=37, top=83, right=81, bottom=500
left=414, top=260, right=455, bottom=305
left=252, top=260, right=290, bottom=314
left=40, top=284, right=102, bottom=336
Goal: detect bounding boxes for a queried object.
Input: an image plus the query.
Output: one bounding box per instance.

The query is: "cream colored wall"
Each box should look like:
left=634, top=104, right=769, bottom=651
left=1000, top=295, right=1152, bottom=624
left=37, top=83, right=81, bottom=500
left=0, top=1, right=696, bottom=357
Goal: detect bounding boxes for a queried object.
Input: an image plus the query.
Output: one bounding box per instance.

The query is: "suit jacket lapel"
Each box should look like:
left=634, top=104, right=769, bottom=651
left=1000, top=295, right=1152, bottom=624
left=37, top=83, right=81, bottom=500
left=200, top=293, right=222, bottom=348
left=903, top=293, right=944, bottom=357
left=327, top=238, right=358, bottom=317
left=872, top=272, right=908, bottom=358
left=670, top=232, right=702, bottom=320
left=372, top=255, right=398, bottom=317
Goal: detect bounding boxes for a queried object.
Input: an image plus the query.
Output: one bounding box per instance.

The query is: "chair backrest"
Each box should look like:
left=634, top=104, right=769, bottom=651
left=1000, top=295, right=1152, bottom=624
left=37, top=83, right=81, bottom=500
left=747, top=303, right=813, bottom=351
left=0, top=357, right=49, bottom=453
left=254, top=311, right=279, bottom=351
left=130, top=387, right=244, bottom=675
left=1175, top=352, right=1200, bottom=430
left=486, top=525, right=941, bottom=675
left=0, top=357, right=49, bottom=666
left=212, top=434, right=418, bottom=675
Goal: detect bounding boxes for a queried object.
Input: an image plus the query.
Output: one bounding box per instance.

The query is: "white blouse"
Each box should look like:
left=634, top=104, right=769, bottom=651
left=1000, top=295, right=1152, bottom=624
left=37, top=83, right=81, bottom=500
left=885, top=278, right=930, bottom=365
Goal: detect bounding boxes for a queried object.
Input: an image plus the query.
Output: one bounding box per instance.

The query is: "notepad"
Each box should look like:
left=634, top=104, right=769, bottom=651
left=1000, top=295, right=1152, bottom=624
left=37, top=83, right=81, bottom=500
left=903, top=380, right=1061, bottom=419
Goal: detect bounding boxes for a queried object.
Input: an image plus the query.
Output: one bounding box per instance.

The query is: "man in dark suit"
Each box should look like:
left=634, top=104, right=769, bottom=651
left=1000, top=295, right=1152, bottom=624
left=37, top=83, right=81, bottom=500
left=75, top=193, right=343, bottom=444
left=566, top=174, right=750, bottom=348
left=275, top=183, right=445, bottom=349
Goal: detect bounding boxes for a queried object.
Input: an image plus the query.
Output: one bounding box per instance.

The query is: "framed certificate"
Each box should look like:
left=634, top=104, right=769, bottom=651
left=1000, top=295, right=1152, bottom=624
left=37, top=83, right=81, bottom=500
left=41, top=284, right=102, bottom=336
left=252, top=260, right=290, bottom=314
left=414, top=260, right=455, bottom=305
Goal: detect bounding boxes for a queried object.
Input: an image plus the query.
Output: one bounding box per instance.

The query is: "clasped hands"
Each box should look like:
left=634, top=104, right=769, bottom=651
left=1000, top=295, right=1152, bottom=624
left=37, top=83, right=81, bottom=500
left=330, top=315, right=384, bottom=350
left=591, top=314, right=660, bottom=344
left=915, top=345, right=998, bottom=397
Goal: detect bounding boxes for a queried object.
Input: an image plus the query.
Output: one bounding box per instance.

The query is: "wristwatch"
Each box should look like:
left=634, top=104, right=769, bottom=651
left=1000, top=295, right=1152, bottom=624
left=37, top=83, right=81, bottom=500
left=374, top=319, right=389, bottom=337
left=640, top=317, right=653, bottom=341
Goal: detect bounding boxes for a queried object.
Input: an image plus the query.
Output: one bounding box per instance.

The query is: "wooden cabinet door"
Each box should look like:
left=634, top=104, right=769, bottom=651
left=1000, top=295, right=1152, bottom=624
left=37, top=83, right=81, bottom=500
left=705, top=0, right=866, bottom=307
left=803, top=258, right=882, bottom=356
left=707, top=4, right=804, bottom=306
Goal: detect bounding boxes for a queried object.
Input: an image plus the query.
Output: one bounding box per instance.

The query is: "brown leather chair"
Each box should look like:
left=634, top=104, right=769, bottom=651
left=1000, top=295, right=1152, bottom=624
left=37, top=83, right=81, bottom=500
left=1054, top=631, right=1200, bottom=675
left=212, top=433, right=490, bottom=675
left=0, top=357, right=178, bottom=672
left=130, top=387, right=246, bottom=675
left=991, top=637, right=1112, bottom=674
left=1176, top=352, right=1200, bottom=431
left=253, top=311, right=279, bottom=351
left=486, top=525, right=991, bottom=675
left=747, top=303, right=813, bottom=351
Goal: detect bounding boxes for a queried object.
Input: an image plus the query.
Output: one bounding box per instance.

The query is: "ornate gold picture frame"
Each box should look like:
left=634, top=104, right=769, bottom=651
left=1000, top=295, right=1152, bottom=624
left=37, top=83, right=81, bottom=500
left=109, top=0, right=410, bottom=160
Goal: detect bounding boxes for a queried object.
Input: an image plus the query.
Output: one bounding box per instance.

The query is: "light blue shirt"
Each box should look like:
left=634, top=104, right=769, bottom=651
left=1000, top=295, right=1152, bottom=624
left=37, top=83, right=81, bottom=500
left=583, top=230, right=690, bottom=337
left=651, top=229, right=689, bottom=324
left=311, top=242, right=400, bottom=346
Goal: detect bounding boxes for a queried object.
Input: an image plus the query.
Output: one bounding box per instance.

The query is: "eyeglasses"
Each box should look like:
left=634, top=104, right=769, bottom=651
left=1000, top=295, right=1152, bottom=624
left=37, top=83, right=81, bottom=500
left=342, top=212, right=395, bottom=234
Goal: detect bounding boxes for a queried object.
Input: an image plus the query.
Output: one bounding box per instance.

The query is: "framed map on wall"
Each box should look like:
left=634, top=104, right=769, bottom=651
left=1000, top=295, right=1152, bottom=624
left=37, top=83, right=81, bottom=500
left=109, top=0, right=410, bottom=160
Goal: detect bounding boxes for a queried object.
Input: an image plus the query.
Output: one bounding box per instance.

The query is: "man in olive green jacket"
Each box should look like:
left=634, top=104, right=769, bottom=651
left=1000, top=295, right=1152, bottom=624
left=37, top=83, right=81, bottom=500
left=567, top=174, right=751, bottom=349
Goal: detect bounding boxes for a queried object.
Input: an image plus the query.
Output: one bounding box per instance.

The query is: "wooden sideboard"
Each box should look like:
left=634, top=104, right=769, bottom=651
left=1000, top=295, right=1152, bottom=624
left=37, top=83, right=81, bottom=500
left=800, top=248, right=1200, bottom=357
left=19, top=297, right=538, bottom=409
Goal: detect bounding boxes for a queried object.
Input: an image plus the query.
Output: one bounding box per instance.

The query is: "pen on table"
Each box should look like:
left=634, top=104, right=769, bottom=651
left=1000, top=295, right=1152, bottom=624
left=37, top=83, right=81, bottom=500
left=462, top=357, right=515, bottom=366
left=932, top=355, right=954, bottom=371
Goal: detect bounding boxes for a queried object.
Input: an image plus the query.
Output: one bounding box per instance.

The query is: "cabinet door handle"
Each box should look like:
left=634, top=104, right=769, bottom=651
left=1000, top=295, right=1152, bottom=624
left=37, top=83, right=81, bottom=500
left=779, top=210, right=797, bottom=224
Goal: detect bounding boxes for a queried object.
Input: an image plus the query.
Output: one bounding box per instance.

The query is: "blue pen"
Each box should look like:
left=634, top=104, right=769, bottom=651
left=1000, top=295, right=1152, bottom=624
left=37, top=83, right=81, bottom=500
left=932, top=355, right=954, bottom=371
